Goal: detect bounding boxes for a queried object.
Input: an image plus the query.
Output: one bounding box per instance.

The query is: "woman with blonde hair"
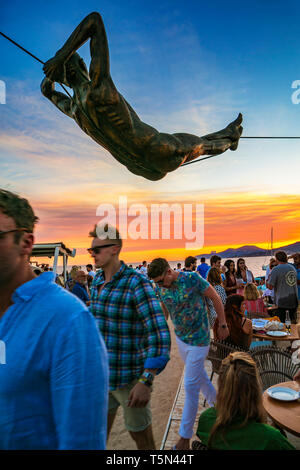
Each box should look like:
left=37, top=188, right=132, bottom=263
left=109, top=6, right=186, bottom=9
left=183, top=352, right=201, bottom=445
left=244, top=283, right=268, bottom=316
left=196, top=352, right=295, bottom=450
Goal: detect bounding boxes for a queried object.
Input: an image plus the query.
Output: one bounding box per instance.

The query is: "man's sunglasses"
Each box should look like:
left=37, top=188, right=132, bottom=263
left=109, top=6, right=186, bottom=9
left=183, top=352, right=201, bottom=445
left=0, top=228, right=29, bottom=239
left=87, top=244, right=117, bottom=254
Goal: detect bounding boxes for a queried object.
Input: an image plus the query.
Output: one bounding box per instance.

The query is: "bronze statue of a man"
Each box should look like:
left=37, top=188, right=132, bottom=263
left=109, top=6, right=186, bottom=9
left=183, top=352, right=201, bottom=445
left=41, top=12, right=243, bottom=181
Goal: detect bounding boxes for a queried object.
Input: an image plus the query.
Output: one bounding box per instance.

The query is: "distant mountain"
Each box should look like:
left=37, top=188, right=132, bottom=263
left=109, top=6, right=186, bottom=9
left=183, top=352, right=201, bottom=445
left=197, top=241, right=300, bottom=259
left=275, top=241, right=300, bottom=253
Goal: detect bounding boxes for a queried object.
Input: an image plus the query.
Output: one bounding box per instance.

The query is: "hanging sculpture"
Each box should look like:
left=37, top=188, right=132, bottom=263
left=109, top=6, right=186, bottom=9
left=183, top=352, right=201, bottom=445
left=41, top=12, right=243, bottom=181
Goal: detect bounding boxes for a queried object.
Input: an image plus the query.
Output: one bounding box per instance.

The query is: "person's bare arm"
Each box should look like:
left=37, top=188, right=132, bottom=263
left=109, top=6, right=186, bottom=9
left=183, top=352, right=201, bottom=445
left=293, top=369, right=300, bottom=382
left=41, top=78, right=73, bottom=117
left=43, top=12, right=110, bottom=86
left=127, top=368, right=158, bottom=408
left=160, top=301, right=170, bottom=321
left=242, top=318, right=253, bottom=349
left=204, top=285, right=229, bottom=340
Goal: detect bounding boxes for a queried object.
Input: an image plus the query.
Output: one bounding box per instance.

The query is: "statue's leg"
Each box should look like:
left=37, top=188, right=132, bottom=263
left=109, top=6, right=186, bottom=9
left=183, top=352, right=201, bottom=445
left=145, top=133, right=189, bottom=174
left=174, top=113, right=243, bottom=164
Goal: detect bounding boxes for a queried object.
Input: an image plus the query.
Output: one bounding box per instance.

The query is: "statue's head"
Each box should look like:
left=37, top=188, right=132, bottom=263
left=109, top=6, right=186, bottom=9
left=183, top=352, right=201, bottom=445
left=64, top=52, right=90, bottom=87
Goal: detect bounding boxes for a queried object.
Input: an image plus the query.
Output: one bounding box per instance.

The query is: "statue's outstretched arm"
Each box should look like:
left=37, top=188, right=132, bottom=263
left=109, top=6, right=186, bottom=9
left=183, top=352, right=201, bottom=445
left=44, top=12, right=110, bottom=86
left=41, top=77, right=72, bottom=117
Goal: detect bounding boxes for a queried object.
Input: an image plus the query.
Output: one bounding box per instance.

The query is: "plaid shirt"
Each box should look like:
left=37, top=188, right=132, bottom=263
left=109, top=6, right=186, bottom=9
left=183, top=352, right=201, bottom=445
left=90, top=262, right=171, bottom=390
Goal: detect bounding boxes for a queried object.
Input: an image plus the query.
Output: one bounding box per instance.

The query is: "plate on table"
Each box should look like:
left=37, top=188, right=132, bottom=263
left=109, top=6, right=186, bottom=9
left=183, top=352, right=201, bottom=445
left=266, top=331, right=288, bottom=337
left=267, top=387, right=300, bottom=401
left=252, top=319, right=268, bottom=330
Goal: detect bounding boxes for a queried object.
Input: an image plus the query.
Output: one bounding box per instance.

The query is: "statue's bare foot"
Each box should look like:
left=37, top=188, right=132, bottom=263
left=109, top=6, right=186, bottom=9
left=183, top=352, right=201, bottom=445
left=183, top=113, right=243, bottom=162
left=203, top=113, right=243, bottom=150
left=226, top=113, right=243, bottom=150
left=202, top=113, right=243, bottom=155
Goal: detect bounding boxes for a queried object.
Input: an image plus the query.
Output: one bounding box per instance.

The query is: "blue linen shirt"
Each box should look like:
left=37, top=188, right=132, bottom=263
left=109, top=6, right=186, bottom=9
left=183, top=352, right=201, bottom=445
left=197, top=263, right=210, bottom=279
left=0, top=272, right=109, bottom=450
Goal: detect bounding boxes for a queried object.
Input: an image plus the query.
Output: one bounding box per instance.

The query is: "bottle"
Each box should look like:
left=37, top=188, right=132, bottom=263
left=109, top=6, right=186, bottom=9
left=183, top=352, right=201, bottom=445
left=285, top=310, right=291, bottom=333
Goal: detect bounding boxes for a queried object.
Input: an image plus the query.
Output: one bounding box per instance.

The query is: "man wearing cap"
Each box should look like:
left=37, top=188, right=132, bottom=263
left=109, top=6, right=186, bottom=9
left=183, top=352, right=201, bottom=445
left=0, top=189, right=109, bottom=449
left=88, top=224, right=171, bottom=450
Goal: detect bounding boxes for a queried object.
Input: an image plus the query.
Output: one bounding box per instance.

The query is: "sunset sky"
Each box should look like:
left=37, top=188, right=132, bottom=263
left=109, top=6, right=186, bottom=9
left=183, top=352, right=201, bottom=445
left=1, top=0, right=300, bottom=266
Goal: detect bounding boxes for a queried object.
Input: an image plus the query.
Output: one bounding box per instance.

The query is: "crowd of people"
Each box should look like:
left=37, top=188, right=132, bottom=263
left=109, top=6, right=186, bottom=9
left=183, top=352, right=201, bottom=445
left=0, top=188, right=299, bottom=451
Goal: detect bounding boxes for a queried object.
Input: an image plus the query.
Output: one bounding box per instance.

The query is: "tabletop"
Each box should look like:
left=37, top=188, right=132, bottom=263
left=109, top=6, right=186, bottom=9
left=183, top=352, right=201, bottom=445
left=253, top=323, right=298, bottom=342
left=263, top=381, right=300, bottom=437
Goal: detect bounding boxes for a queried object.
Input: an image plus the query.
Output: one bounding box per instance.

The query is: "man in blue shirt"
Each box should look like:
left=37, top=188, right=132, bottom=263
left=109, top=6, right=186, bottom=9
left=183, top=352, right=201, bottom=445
left=0, top=189, right=108, bottom=449
left=197, top=257, right=210, bottom=278
left=72, top=270, right=90, bottom=305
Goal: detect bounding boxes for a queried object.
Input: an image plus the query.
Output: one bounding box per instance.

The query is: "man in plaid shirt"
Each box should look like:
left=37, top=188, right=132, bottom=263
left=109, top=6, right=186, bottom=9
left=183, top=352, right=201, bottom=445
left=88, top=224, right=171, bottom=450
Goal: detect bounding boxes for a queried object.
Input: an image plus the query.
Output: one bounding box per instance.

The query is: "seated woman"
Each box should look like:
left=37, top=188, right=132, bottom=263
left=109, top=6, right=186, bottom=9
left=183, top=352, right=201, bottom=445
left=205, top=268, right=227, bottom=327
left=196, top=352, right=295, bottom=450
left=213, top=294, right=252, bottom=350
left=244, top=283, right=268, bottom=316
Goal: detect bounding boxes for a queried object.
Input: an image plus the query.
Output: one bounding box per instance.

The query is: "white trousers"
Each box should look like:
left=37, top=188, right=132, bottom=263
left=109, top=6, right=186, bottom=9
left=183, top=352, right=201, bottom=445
left=176, top=336, right=216, bottom=439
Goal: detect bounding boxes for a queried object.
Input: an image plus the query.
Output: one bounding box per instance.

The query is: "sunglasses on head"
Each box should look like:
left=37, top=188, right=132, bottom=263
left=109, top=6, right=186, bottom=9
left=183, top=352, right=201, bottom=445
left=87, top=244, right=117, bottom=254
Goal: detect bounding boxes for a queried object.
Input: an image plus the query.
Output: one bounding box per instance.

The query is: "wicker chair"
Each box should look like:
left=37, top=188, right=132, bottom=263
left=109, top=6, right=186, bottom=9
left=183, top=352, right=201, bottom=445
left=207, top=339, right=247, bottom=381
left=250, top=345, right=300, bottom=390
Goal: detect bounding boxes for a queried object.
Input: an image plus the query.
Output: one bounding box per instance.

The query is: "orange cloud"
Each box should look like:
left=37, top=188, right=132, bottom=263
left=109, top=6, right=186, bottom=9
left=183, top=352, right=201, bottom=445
left=28, top=191, right=300, bottom=267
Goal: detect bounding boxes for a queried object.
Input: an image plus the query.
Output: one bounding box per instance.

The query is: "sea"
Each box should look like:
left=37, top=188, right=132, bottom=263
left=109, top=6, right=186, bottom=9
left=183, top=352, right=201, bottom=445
left=151, top=256, right=270, bottom=278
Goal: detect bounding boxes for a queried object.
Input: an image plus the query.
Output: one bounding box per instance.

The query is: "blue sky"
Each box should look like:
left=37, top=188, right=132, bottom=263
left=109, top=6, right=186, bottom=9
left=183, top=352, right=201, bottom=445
left=0, top=1, right=300, bottom=255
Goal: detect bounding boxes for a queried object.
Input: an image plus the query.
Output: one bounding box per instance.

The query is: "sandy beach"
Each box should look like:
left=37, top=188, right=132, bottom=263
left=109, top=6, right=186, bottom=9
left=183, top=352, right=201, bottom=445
left=107, top=319, right=183, bottom=450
